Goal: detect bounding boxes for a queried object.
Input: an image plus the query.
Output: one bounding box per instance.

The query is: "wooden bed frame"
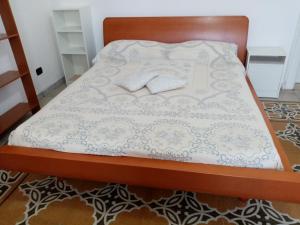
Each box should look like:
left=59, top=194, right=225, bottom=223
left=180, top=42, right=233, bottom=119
left=1, top=16, right=300, bottom=203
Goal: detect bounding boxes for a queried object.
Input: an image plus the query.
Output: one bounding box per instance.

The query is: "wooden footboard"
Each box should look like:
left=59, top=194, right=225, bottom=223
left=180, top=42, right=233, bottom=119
left=1, top=145, right=300, bottom=203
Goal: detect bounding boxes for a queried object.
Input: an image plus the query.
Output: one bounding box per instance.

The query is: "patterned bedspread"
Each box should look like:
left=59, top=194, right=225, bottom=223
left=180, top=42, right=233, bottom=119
left=9, top=40, right=283, bottom=169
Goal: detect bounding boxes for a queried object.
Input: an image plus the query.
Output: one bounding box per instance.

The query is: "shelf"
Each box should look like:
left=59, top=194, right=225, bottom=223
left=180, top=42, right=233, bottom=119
left=0, top=70, right=26, bottom=88
left=60, top=46, right=86, bottom=55
left=52, top=7, right=93, bottom=86
left=62, top=54, right=88, bottom=85
left=56, top=26, right=82, bottom=33
left=0, top=33, right=8, bottom=41
left=248, top=47, right=286, bottom=57
left=57, top=32, right=86, bottom=54
left=53, top=10, right=82, bottom=32
left=0, top=0, right=41, bottom=134
left=53, top=8, right=81, bottom=12
left=0, top=103, right=33, bottom=134
left=0, top=33, right=18, bottom=41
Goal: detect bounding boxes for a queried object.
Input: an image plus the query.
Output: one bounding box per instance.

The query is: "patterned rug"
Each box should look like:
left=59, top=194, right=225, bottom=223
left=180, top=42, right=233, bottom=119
left=0, top=101, right=300, bottom=225
left=0, top=171, right=26, bottom=205
left=263, top=101, right=300, bottom=167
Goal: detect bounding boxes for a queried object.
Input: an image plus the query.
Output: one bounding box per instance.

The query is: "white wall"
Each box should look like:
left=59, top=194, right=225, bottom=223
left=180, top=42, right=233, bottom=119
left=75, top=0, right=300, bottom=53
left=10, top=0, right=64, bottom=93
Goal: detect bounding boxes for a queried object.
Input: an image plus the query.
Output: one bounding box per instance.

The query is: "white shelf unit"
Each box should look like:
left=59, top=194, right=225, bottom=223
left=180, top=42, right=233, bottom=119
left=52, top=7, right=95, bottom=85
left=246, top=47, right=286, bottom=98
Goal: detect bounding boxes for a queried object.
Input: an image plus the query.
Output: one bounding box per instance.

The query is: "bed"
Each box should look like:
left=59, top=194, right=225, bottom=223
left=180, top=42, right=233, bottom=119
left=1, top=16, right=300, bottom=203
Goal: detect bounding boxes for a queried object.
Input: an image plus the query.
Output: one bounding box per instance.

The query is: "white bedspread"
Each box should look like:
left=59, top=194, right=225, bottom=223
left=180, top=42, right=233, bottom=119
left=9, top=40, right=283, bottom=169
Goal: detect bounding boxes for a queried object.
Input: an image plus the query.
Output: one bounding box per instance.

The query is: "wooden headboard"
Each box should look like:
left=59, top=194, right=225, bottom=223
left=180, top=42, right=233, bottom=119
left=103, top=16, right=249, bottom=64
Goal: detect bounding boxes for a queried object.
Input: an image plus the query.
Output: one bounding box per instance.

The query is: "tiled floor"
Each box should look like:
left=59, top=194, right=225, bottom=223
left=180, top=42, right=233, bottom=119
left=278, top=88, right=300, bottom=102
left=261, top=84, right=300, bottom=102
left=38, top=81, right=67, bottom=107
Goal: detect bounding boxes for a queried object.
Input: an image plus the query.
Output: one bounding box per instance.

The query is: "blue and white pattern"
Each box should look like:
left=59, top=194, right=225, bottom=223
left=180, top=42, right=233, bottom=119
left=9, top=40, right=282, bottom=169
left=16, top=177, right=300, bottom=225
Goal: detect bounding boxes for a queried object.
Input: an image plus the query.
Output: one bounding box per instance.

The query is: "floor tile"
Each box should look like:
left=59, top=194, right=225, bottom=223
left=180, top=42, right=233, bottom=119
left=48, top=83, right=67, bottom=97
left=294, top=83, right=300, bottom=90
left=294, top=90, right=300, bottom=99
left=278, top=90, right=300, bottom=102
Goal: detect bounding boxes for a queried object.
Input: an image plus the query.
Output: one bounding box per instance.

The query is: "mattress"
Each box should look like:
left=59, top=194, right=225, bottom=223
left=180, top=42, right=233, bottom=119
left=9, top=40, right=283, bottom=169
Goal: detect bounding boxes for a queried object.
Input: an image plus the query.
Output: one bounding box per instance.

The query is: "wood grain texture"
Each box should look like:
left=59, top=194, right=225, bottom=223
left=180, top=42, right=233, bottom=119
left=1, top=145, right=300, bottom=203
left=1, top=16, right=299, bottom=203
left=104, top=16, right=249, bottom=64
left=0, top=71, right=22, bottom=88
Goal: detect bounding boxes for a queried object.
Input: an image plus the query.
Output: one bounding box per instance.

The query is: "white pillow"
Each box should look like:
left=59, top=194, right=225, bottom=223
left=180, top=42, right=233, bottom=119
left=147, top=75, right=187, bottom=94
left=115, top=72, right=158, bottom=92
left=114, top=59, right=189, bottom=92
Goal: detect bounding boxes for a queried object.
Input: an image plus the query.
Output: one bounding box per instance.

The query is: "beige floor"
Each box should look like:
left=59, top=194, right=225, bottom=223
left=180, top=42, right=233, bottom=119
left=275, top=89, right=300, bottom=102
left=265, top=83, right=300, bottom=102
left=38, top=81, right=67, bottom=107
